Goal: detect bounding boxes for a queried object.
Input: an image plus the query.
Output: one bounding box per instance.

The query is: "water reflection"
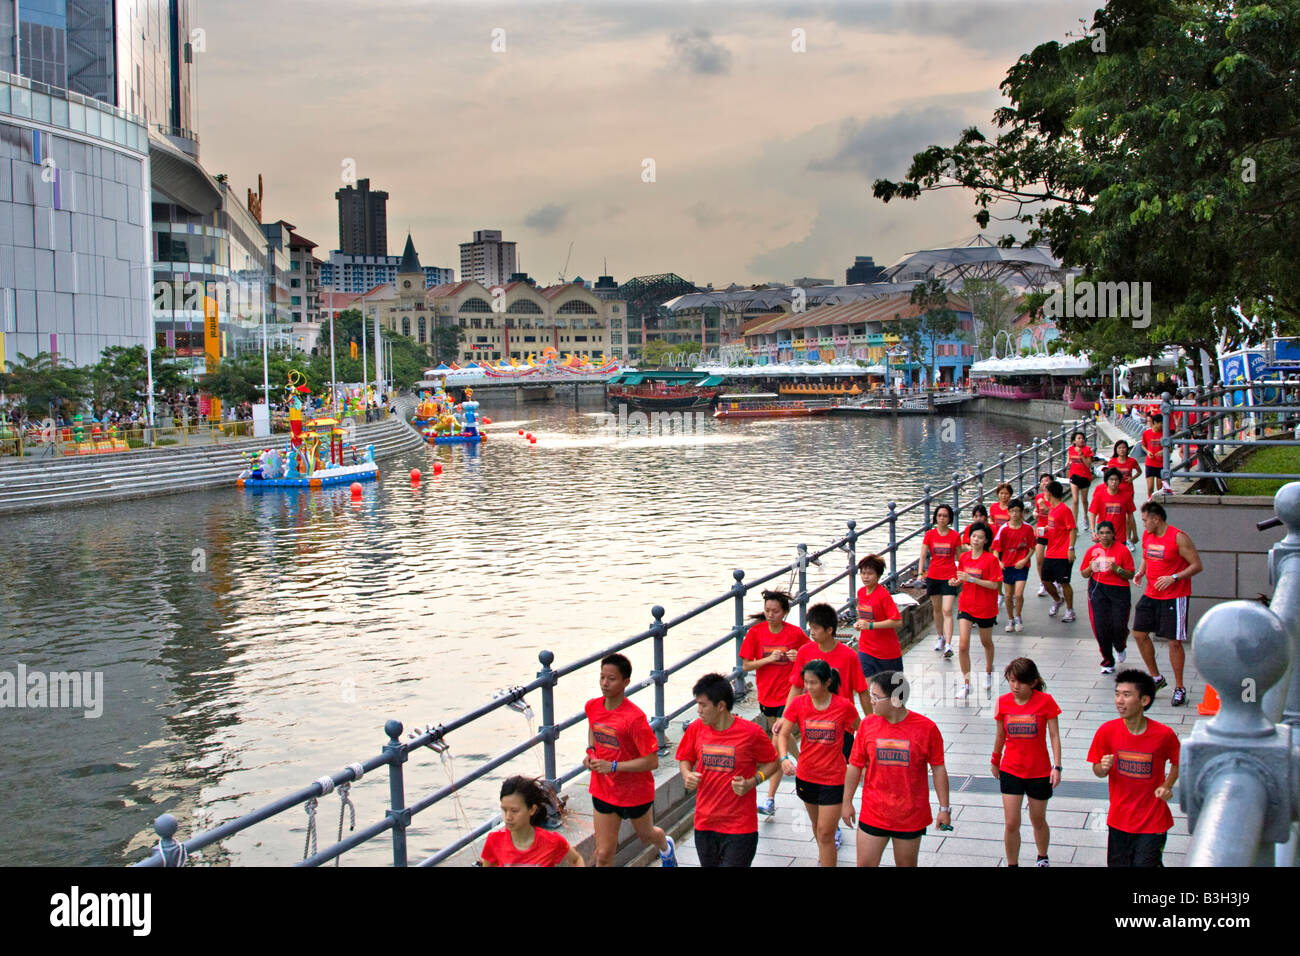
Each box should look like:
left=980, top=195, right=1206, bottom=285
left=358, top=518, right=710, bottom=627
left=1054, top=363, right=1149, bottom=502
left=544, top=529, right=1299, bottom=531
left=0, top=399, right=1043, bottom=864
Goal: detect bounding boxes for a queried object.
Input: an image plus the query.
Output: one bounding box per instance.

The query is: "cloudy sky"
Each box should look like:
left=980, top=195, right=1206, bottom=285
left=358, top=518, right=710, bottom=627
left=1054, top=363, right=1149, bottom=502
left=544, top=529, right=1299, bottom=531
left=196, top=0, right=1099, bottom=286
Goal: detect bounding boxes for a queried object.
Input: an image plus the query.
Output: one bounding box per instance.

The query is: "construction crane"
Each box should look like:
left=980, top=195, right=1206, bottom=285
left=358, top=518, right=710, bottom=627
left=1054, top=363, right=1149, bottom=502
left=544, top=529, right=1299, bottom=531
left=557, top=241, right=574, bottom=284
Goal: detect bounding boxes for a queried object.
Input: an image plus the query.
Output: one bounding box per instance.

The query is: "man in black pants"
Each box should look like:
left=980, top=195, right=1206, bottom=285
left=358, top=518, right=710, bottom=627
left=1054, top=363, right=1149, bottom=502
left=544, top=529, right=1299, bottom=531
left=1080, top=521, right=1136, bottom=673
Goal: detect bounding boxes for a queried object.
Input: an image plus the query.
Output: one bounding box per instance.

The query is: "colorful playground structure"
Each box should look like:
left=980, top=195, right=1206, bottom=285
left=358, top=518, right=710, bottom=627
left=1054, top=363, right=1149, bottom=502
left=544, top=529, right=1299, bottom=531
left=237, top=372, right=379, bottom=489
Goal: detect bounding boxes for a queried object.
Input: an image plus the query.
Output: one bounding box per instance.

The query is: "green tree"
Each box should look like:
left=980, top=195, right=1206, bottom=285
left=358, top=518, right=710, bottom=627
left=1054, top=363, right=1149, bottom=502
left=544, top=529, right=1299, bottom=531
left=430, top=324, right=465, bottom=365
left=87, top=345, right=188, bottom=413
left=639, top=339, right=705, bottom=367
left=890, top=314, right=926, bottom=384
left=0, top=351, right=89, bottom=415
left=961, top=279, right=1023, bottom=357
left=872, top=0, right=1300, bottom=370
left=910, top=279, right=962, bottom=381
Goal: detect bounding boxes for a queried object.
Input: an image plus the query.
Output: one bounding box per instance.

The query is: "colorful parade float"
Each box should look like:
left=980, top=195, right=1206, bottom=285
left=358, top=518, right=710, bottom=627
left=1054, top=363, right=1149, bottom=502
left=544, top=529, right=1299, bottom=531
left=237, top=372, right=379, bottom=490
left=414, top=374, right=485, bottom=445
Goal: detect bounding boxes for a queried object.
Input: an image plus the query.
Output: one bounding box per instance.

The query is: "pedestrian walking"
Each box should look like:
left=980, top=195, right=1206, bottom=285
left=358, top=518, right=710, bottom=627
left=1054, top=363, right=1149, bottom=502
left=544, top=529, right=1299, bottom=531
left=920, top=504, right=960, bottom=658
left=1132, top=501, right=1203, bottom=705
left=1081, top=521, right=1137, bottom=673
left=991, top=658, right=1062, bottom=866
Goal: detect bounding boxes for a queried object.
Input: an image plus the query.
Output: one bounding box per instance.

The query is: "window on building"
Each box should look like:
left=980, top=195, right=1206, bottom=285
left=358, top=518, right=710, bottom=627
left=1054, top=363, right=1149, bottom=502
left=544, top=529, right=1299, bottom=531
left=475, top=336, right=489, bottom=343
left=575, top=335, right=588, bottom=342
left=418, top=317, right=426, bottom=343
left=523, top=335, right=536, bottom=342
left=471, top=317, right=482, bottom=329
left=485, top=318, right=494, bottom=328
left=402, top=317, right=411, bottom=336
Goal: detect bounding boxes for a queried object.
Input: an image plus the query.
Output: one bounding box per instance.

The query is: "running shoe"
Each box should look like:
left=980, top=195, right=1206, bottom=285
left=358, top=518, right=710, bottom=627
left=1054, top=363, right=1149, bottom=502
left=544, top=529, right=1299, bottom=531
left=1005, top=620, right=1015, bottom=633
left=1171, top=687, right=1187, bottom=707
left=1116, top=648, right=1127, bottom=663
left=984, top=672, right=993, bottom=691
left=1153, top=674, right=1168, bottom=692
left=1061, top=609, right=1076, bottom=623
left=1037, top=584, right=1047, bottom=597
left=834, top=829, right=842, bottom=850
left=1048, top=601, right=1061, bottom=617
left=1014, top=618, right=1024, bottom=633
left=1101, top=665, right=1115, bottom=674
left=955, top=683, right=971, bottom=700
left=1035, top=857, right=1050, bottom=868
left=934, top=635, right=946, bottom=652
left=758, top=796, right=776, bottom=817
left=660, top=835, right=678, bottom=868
left=943, top=642, right=954, bottom=659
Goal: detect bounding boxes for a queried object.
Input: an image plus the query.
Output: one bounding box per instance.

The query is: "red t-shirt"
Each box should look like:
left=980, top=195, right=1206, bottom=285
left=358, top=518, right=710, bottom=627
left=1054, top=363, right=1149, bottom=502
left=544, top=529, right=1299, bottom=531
left=1044, top=502, right=1076, bottom=559
left=585, top=697, right=659, bottom=807
left=1083, top=542, right=1135, bottom=588
left=1068, top=444, right=1094, bottom=479
left=995, top=690, right=1061, bottom=779
left=856, top=585, right=901, bottom=659
left=1106, top=456, right=1142, bottom=499
left=993, top=522, right=1037, bottom=570
left=988, top=501, right=1011, bottom=531
left=739, top=621, right=810, bottom=707
left=1033, top=492, right=1052, bottom=532
left=849, top=710, right=945, bottom=832
left=1087, top=718, right=1180, bottom=834
left=956, top=550, right=1002, bottom=619
left=924, top=528, right=960, bottom=580
left=790, top=641, right=868, bottom=717
left=480, top=827, right=571, bottom=867
left=1141, top=524, right=1192, bottom=599
left=781, top=693, right=858, bottom=786
left=1141, top=428, right=1164, bottom=468
left=675, top=716, right=777, bottom=834
left=1089, top=485, right=1135, bottom=527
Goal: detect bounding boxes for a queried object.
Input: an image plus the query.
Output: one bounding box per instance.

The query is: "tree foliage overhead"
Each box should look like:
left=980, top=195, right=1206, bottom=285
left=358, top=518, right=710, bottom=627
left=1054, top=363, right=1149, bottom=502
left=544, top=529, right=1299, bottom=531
left=872, top=0, right=1300, bottom=368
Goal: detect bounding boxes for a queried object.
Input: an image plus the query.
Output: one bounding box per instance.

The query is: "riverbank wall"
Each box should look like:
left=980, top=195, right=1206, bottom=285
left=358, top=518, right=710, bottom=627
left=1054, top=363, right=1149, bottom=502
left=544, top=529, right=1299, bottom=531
left=967, top=396, right=1076, bottom=425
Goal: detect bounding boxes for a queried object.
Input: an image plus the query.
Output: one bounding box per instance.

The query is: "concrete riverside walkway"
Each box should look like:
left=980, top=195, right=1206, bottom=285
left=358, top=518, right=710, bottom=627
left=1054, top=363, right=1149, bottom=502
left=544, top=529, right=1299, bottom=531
left=658, top=431, right=1206, bottom=867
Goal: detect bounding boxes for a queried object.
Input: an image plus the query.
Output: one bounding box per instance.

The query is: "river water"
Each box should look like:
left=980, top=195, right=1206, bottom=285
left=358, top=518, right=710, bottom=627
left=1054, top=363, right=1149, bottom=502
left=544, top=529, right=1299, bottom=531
left=0, top=398, right=1043, bottom=865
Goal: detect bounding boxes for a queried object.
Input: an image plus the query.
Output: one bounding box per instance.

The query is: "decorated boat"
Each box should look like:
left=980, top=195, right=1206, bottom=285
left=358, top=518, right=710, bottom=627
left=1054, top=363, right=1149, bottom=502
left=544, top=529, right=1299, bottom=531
left=713, top=393, right=834, bottom=419
left=606, top=370, right=725, bottom=410
left=417, top=383, right=488, bottom=445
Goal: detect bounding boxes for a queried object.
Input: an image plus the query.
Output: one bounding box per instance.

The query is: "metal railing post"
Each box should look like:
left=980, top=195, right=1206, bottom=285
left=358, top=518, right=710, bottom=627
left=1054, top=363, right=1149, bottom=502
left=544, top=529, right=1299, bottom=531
left=650, top=606, right=668, bottom=752
left=537, top=651, right=558, bottom=787
left=976, top=461, right=985, bottom=503
left=886, top=503, right=898, bottom=585
left=1045, top=433, right=1054, bottom=477
left=951, top=473, right=961, bottom=531
left=846, top=520, right=858, bottom=608
left=1160, top=392, right=1173, bottom=485
left=797, top=544, right=808, bottom=630
left=997, top=452, right=1006, bottom=485
left=154, top=814, right=185, bottom=867
left=1015, top=444, right=1025, bottom=497
left=732, top=569, right=746, bottom=698
left=923, top=484, right=933, bottom=529
left=1033, top=437, right=1041, bottom=486
left=383, top=719, right=409, bottom=866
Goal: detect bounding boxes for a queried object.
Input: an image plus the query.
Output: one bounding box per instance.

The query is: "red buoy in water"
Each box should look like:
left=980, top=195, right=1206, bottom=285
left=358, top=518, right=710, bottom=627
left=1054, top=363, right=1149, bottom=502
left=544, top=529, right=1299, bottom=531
left=529, top=436, right=537, bottom=444
left=433, top=462, right=443, bottom=475
left=483, top=417, right=492, bottom=425
left=350, top=482, right=363, bottom=498
left=518, top=429, right=524, bottom=435
left=410, top=468, right=421, bottom=482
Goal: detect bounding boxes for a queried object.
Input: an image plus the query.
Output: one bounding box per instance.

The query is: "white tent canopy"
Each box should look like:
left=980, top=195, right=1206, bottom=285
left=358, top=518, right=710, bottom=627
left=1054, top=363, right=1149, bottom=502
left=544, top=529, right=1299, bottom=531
left=969, top=353, right=1093, bottom=378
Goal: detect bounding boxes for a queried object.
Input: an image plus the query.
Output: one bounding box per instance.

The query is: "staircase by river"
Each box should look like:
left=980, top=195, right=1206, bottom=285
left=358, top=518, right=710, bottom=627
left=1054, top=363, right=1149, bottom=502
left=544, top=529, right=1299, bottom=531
left=0, top=414, right=427, bottom=516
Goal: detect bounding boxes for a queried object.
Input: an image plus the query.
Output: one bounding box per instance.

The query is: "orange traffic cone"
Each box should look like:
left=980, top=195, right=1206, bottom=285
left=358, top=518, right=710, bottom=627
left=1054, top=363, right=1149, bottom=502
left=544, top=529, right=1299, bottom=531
left=1197, top=684, right=1220, bottom=716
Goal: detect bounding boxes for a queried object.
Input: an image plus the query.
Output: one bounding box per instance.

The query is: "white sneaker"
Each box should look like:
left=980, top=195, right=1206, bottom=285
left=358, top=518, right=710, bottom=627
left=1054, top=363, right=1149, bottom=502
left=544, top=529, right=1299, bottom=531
left=1116, top=649, right=1127, bottom=663
left=1048, top=601, right=1061, bottom=617
left=1014, top=618, right=1024, bottom=633
left=1101, top=665, right=1115, bottom=674
left=1037, top=584, right=1047, bottom=597
left=984, top=672, right=993, bottom=691
left=943, top=642, right=954, bottom=659
left=1005, top=620, right=1015, bottom=633
left=934, top=635, right=946, bottom=651
left=955, top=683, right=971, bottom=699
left=1061, top=609, right=1076, bottom=623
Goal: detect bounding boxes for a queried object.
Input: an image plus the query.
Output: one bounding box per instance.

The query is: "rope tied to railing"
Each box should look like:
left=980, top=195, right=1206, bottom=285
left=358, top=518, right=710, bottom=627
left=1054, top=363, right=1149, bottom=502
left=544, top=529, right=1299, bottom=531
left=156, top=840, right=187, bottom=867
left=303, top=797, right=318, bottom=860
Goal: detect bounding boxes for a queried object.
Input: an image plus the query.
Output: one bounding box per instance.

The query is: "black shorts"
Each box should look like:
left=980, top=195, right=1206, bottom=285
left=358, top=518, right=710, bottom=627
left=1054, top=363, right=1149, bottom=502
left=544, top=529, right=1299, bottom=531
left=759, top=703, right=786, bottom=719
left=695, top=829, right=759, bottom=867
left=1042, top=557, right=1073, bottom=584
left=1144, top=464, right=1162, bottom=478
left=858, top=652, right=903, bottom=680
left=1133, top=594, right=1189, bottom=642
left=1035, top=535, right=1049, bottom=547
left=795, top=778, right=845, bottom=806
left=1069, top=474, right=1092, bottom=489
left=859, top=822, right=926, bottom=840
left=591, top=796, right=654, bottom=820
left=926, top=577, right=960, bottom=597
left=958, top=611, right=997, bottom=629
left=999, top=771, right=1053, bottom=801
left=1107, top=827, right=1167, bottom=867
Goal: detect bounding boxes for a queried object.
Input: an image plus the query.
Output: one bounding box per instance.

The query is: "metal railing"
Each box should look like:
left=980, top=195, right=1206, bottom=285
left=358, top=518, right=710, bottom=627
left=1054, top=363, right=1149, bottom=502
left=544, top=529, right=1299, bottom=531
left=133, top=415, right=1095, bottom=867
left=1181, top=484, right=1300, bottom=866
left=1156, top=384, right=1300, bottom=483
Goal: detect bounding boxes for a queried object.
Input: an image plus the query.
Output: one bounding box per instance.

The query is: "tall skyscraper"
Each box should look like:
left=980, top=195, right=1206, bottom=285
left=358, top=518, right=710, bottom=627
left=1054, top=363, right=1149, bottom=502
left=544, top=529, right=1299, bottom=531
left=459, top=229, right=517, bottom=287
left=335, top=179, right=388, bottom=256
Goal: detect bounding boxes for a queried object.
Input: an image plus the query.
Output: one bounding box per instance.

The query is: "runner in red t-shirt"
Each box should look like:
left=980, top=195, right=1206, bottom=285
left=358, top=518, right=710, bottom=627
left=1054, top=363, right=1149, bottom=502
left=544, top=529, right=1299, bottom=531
left=853, top=554, right=902, bottom=678
left=1106, top=439, right=1143, bottom=547
left=950, top=522, right=1002, bottom=699
left=1041, top=481, right=1078, bottom=622
left=960, top=503, right=989, bottom=552
left=988, top=483, right=1014, bottom=534
left=993, top=500, right=1036, bottom=633
left=1067, top=430, right=1095, bottom=523
left=479, top=776, right=584, bottom=867
left=583, top=653, right=677, bottom=867
left=777, top=659, right=859, bottom=867
left=1088, top=670, right=1180, bottom=866
left=919, top=504, right=959, bottom=658
left=738, top=589, right=810, bottom=812
left=1132, top=501, right=1203, bottom=707
left=675, top=673, right=779, bottom=867
left=1141, top=413, right=1171, bottom=497
left=1087, top=469, right=1136, bottom=541
left=991, top=657, right=1063, bottom=866
left=841, top=669, right=951, bottom=867
left=779, top=603, right=871, bottom=739
left=1081, top=520, right=1136, bottom=671
left=1031, top=473, right=1055, bottom=597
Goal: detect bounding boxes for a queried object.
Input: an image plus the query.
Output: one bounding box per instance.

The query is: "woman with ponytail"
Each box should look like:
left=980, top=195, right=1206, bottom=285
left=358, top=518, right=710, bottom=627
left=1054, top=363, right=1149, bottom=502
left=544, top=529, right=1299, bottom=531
left=480, top=776, right=584, bottom=867
left=990, top=658, right=1062, bottom=867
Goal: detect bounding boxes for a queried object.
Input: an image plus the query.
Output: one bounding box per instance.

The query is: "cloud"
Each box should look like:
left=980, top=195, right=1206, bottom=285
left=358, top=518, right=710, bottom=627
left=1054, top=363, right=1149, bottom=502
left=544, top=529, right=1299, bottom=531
left=668, top=28, right=733, bottom=75
left=523, top=203, right=570, bottom=233
left=808, top=107, right=976, bottom=182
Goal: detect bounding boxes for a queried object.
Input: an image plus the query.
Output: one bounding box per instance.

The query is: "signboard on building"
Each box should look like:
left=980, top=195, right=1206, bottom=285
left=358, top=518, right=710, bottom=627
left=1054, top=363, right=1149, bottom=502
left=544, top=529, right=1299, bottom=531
left=203, top=296, right=222, bottom=422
